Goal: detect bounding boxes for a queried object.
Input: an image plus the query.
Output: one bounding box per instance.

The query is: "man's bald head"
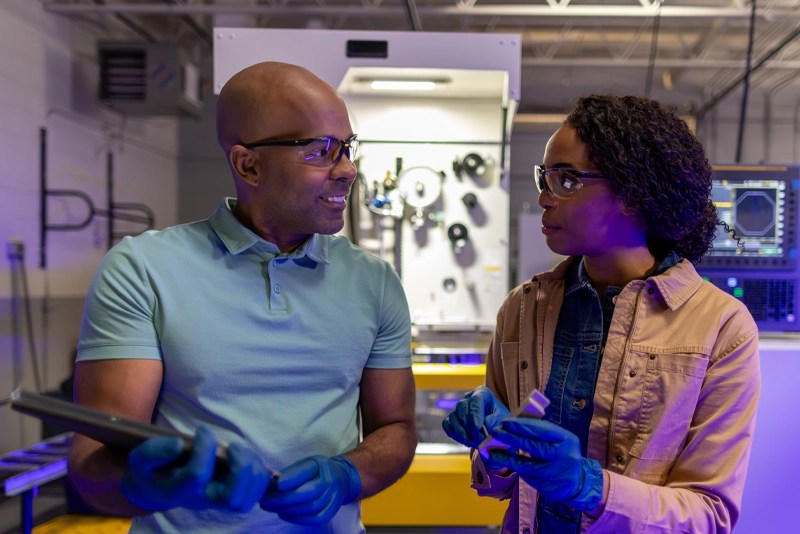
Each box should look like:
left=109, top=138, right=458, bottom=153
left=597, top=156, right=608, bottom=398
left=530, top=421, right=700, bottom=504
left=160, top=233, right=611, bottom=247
left=215, top=61, right=344, bottom=153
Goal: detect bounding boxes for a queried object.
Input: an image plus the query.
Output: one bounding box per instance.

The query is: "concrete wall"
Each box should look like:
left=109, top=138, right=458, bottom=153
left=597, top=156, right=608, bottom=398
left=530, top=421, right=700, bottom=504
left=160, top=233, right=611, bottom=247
left=0, top=0, right=180, bottom=454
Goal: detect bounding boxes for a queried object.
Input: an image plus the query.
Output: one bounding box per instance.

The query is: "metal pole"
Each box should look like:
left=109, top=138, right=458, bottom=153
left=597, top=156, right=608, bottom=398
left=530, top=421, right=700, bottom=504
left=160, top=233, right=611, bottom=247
left=20, top=490, right=33, bottom=534
left=39, top=128, right=46, bottom=269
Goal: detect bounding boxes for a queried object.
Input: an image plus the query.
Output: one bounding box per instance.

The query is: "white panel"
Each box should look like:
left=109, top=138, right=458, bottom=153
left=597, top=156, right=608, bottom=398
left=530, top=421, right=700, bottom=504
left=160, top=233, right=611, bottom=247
left=737, top=338, right=800, bottom=534
left=353, top=97, right=509, bottom=327
left=361, top=141, right=508, bottom=327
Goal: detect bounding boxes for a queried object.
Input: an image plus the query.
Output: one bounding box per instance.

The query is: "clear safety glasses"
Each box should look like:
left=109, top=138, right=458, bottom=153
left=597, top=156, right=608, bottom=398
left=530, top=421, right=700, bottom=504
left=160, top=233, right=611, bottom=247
left=534, top=164, right=610, bottom=199
left=241, top=134, right=359, bottom=168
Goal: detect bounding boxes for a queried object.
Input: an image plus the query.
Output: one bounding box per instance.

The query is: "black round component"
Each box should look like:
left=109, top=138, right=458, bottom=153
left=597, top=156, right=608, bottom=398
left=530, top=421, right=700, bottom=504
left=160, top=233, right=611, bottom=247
left=443, top=278, right=457, bottom=292
left=447, top=223, right=469, bottom=243
left=462, top=153, right=485, bottom=175
left=462, top=192, right=478, bottom=209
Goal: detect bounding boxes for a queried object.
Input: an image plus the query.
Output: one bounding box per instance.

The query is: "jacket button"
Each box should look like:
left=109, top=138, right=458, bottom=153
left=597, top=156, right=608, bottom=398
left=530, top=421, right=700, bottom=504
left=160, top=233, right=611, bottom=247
left=616, top=455, right=624, bottom=463
left=522, top=527, right=531, bottom=534
left=649, top=353, right=657, bottom=360
left=629, top=370, right=637, bottom=377
left=524, top=286, right=531, bottom=294
left=647, top=287, right=655, bottom=294
left=520, top=361, right=529, bottom=370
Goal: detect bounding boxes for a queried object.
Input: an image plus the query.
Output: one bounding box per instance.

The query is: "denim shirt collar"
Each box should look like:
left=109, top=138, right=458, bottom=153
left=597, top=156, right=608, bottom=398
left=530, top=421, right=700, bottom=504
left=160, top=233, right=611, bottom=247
left=208, top=198, right=331, bottom=265
left=565, top=251, right=681, bottom=296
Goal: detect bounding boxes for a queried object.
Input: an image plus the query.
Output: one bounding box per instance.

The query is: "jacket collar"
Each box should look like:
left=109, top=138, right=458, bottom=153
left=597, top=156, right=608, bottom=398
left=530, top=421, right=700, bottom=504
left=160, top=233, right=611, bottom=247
left=529, top=254, right=703, bottom=311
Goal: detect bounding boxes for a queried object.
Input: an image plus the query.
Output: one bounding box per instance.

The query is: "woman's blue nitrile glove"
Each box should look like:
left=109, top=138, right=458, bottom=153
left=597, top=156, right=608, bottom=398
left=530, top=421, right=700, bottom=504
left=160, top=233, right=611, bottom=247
left=121, top=425, right=271, bottom=512
left=488, top=417, right=604, bottom=511
left=441, top=386, right=511, bottom=449
left=259, top=455, right=361, bottom=525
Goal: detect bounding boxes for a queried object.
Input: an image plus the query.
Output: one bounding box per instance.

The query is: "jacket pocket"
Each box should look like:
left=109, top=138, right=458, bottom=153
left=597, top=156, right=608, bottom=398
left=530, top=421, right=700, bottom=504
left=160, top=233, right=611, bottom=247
left=628, top=350, right=708, bottom=463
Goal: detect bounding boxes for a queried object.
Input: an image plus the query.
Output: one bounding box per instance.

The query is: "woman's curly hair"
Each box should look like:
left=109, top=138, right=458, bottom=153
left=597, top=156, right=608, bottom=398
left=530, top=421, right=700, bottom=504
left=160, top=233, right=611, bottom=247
left=565, top=94, right=718, bottom=263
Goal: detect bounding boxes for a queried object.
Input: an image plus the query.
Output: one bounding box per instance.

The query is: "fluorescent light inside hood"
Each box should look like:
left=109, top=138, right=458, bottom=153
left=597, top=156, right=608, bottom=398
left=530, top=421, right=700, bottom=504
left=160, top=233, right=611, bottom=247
left=369, top=80, right=438, bottom=91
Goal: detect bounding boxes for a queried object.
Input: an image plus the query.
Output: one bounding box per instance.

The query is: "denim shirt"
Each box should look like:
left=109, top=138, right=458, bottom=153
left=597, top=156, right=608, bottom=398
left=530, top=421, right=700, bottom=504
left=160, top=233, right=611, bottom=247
left=536, top=252, right=679, bottom=534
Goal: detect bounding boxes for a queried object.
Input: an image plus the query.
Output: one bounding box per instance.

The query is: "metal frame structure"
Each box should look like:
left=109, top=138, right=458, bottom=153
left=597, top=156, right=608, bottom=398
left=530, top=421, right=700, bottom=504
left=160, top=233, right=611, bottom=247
left=41, top=1, right=800, bottom=114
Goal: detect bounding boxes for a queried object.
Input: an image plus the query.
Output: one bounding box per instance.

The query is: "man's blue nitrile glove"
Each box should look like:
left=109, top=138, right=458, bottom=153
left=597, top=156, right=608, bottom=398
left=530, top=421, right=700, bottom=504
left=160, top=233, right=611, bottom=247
left=487, top=417, right=604, bottom=511
left=441, top=386, right=511, bottom=449
left=259, top=455, right=361, bottom=525
left=121, top=425, right=271, bottom=512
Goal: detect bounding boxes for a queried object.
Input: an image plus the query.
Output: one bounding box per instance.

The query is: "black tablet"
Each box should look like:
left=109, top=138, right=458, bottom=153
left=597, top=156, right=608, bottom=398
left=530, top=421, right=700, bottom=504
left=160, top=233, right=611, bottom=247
left=9, top=389, right=230, bottom=469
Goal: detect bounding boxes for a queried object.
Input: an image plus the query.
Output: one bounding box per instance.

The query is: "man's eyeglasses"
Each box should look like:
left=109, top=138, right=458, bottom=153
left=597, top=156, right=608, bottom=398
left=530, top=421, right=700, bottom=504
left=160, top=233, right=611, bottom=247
left=240, top=134, right=359, bottom=168
left=534, top=164, right=609, bottom=199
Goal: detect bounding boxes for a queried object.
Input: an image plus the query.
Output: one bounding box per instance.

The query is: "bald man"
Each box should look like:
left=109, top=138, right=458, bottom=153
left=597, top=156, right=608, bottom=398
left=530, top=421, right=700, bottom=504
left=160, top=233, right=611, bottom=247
left=68, top=62, right=417, bottom=533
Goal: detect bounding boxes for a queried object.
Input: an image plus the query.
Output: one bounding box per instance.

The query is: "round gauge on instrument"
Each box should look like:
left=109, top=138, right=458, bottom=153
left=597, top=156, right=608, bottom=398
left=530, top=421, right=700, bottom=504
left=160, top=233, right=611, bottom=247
left=397, top=167, right=444, bottom=209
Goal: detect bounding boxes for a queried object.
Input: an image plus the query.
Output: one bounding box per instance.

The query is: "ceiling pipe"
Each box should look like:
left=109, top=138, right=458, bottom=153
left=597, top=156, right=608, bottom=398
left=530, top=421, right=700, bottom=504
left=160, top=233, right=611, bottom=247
left=701, top=17, right=792, bottom=99
left=90, top=0, right=156, bottom=42
left=404, top=0, right=423, bottom=31
left=162, top=0, right=213, bottom=46
left=643, top=0, right=662, bottom=97
left=41, top=2, right=800, bottom=19
left=697, top=22, right=800, bottom=120
left=734, top=0, right=756, bottom=164
left=764, top=72, right=800, bottom=163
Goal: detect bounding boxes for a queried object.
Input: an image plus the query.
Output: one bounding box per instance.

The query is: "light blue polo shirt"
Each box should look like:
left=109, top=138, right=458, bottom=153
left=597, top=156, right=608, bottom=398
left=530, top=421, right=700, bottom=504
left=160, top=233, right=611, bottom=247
left=77, top=198, right=412, bottom=533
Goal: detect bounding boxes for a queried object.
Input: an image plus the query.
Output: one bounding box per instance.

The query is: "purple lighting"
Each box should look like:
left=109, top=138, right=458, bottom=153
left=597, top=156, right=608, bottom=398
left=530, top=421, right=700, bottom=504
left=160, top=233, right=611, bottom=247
left=434, top=398, right=460, bottom=411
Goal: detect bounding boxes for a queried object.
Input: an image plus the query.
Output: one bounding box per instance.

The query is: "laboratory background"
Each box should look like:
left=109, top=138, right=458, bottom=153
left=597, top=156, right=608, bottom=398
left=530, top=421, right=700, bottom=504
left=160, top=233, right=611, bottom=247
left=1, top=1, right=799, bottom=533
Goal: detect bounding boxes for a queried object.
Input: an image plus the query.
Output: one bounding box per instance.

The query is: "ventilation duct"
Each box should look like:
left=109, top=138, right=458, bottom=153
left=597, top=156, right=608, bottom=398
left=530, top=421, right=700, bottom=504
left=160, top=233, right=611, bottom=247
left=98, top=42, right=203, bottom=117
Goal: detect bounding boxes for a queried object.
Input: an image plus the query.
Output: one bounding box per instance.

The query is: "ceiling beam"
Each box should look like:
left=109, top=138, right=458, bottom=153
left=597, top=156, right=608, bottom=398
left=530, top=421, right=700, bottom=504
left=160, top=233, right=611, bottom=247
left=521, top=58, right=800, bottom=69
left=42, top=2, right=800, bottom=20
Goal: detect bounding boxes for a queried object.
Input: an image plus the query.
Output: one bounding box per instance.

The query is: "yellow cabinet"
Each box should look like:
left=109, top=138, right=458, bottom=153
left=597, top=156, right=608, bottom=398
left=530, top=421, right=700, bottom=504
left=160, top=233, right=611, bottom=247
left=362, top=363, right=507, bottom=527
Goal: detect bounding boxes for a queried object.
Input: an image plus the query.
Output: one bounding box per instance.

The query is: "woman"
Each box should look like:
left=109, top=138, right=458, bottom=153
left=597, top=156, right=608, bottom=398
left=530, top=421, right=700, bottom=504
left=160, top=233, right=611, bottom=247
left=442, top=94, right=760, bottom=533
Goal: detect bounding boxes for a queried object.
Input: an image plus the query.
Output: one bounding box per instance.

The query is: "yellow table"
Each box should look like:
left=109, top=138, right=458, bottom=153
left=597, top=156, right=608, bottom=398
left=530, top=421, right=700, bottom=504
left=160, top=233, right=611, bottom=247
left=32, top=515, right=131, bottom=534
left=411, top=362, right=487, bottom=390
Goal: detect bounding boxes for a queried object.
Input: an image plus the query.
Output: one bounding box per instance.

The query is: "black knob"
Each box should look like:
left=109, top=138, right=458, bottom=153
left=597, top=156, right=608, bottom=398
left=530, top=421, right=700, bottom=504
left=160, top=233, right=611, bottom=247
left=462, top=153, right=485, bottom=175
left=462, top=192, right=478, bottom=209
left=447, top=223, right=468, bottom=244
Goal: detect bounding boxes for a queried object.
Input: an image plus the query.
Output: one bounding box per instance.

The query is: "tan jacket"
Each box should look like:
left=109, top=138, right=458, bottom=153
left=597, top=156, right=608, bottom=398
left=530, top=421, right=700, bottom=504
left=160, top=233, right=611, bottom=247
left=472, top=257, right=760, bottom=534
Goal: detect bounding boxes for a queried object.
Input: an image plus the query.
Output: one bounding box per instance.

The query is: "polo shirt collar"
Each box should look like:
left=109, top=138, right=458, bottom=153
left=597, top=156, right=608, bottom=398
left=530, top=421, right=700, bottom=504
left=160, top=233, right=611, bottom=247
left=209, top=198, right=330, bottom=264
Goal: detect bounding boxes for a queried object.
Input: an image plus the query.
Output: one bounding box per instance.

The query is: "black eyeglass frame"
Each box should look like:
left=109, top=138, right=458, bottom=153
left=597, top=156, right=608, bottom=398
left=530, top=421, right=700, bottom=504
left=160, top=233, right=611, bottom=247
left=240, top=134, right=359, bottom=166
left=534, top=164, right=610, bottom=199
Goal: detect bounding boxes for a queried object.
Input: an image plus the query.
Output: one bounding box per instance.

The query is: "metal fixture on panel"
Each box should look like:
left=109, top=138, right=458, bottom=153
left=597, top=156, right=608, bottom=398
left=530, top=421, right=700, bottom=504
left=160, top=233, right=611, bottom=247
left=446, top=223, right=469, bottom=253
left=452, top=152, right=494, bottom=187
left=397, top=166, right=445, bottom=228
left=462, top=192, right=478, bottom=210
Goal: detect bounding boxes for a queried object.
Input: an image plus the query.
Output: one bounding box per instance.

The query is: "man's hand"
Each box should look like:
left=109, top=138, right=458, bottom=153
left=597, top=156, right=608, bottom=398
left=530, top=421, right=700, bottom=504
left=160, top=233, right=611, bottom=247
left=441, top=386, right=510, bottom=449
left=488, top=417, right=604, bottom=511
left=260, top=455, right=361, bottom=525
left=121, top=426, right=270, bottom=512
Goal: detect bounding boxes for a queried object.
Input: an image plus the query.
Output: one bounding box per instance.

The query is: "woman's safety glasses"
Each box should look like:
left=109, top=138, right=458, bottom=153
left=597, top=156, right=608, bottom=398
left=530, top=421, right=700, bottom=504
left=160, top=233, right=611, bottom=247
left=534, top=164, right=609, bottom=199
left=241, top=134, right=358, bottom=168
